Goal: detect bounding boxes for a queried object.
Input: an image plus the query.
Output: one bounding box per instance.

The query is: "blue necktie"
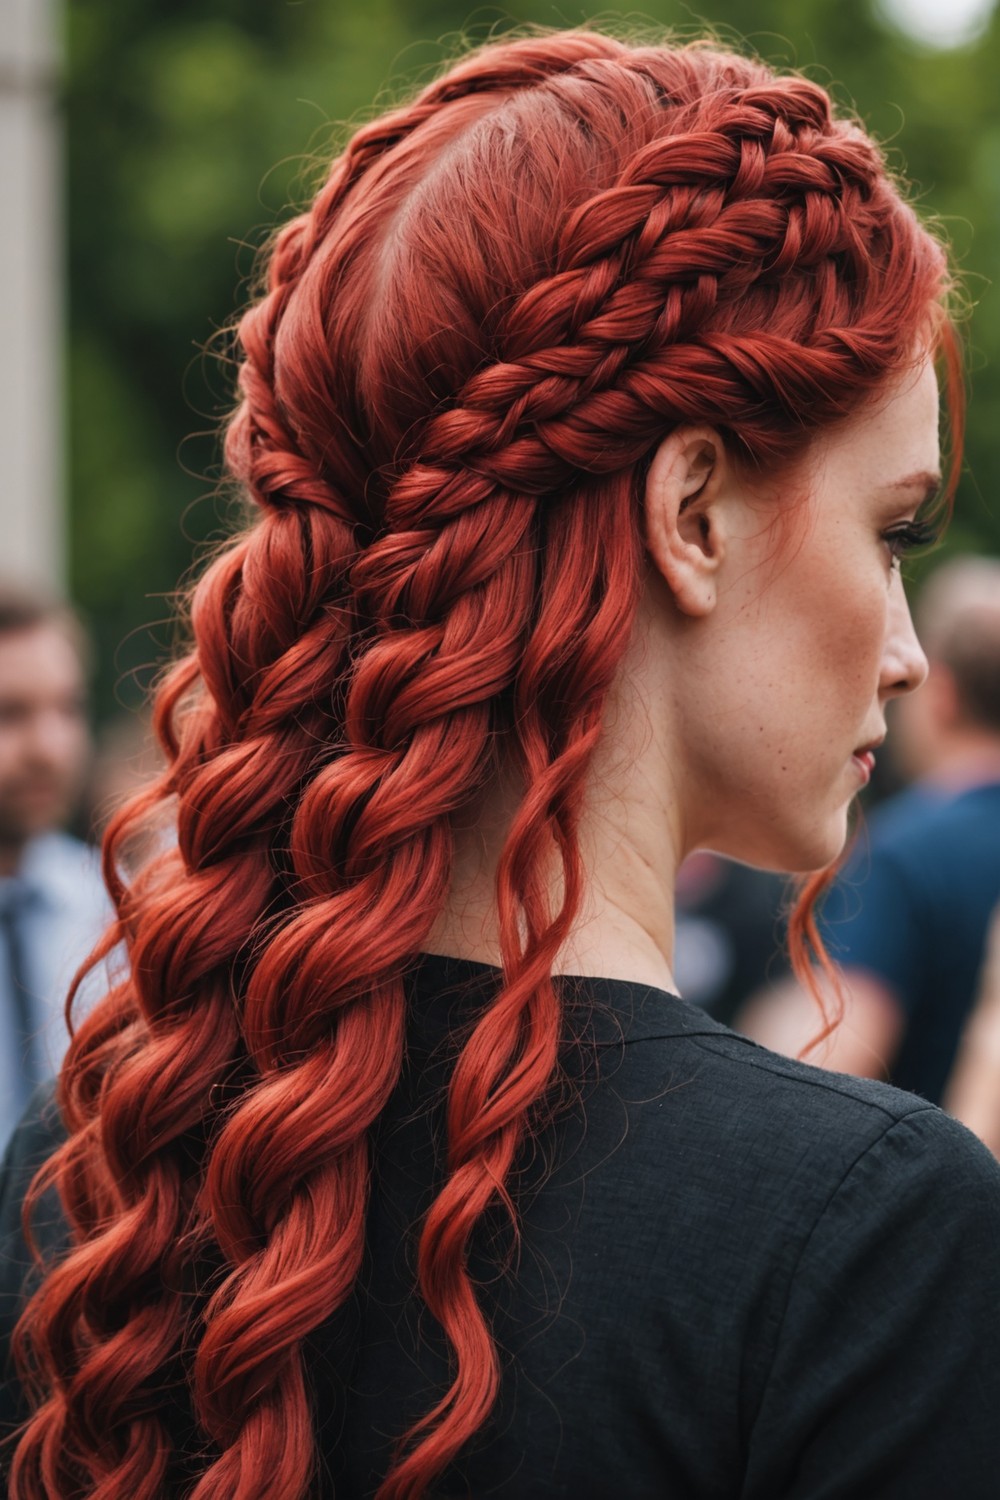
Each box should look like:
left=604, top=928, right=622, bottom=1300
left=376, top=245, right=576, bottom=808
left=0, top=884, right=41, bottom=1113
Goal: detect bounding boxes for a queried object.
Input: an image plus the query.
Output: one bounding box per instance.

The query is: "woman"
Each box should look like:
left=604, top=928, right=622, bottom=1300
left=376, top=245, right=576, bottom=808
left=2, top=29, right=998, bottom=1500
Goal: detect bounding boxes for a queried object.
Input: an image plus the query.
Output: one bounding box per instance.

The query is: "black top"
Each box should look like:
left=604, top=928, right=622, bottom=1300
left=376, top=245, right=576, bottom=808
left=3, top=952, right=1000, bottom=1497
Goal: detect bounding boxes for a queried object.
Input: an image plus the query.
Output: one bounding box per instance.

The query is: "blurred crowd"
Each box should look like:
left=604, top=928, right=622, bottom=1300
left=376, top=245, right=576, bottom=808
left=1, top=558, right=999, bottom=1156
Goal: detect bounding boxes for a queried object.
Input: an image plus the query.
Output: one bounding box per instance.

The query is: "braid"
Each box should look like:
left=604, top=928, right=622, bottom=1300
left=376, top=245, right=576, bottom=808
left=10, top=29, right=954, bottom=1500
left=385, top=476, right=642, bottom=1497
left=405, top=85, right=920, bottom=500
left=186, top=482, right=538, bottom=1496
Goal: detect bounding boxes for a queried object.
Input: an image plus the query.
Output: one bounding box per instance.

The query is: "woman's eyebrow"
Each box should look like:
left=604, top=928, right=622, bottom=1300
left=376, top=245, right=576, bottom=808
left=885, top=469, right=942, bottom=504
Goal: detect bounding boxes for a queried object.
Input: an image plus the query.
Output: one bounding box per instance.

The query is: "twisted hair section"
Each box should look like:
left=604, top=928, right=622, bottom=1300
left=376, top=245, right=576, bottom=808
left=10, top=28, right=957, bottom=1500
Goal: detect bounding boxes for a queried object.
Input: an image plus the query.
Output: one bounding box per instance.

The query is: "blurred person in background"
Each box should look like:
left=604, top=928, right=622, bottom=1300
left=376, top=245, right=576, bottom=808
left=0, top=585, right=111, bottom=1151
left=674, top=852, right=789, bottom=1024
left=944, top=900, right=1000, bottom=1155
left=736, top=554, right=1000, bottom=1120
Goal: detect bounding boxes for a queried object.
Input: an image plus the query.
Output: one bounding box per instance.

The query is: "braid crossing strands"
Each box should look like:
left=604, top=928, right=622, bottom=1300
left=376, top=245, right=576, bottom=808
left=10, top=30, right=958, bottom=1500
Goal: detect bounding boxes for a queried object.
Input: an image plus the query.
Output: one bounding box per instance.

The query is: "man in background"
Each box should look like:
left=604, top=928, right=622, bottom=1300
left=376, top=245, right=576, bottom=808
left=735, top=555, right=1000, bottom=1123
left=0, top=584, right=111, bottom=1151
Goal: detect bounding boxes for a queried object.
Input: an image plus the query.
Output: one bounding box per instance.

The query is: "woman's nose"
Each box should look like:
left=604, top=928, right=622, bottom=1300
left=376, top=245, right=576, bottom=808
left=881, top=573, right=929, bottom=698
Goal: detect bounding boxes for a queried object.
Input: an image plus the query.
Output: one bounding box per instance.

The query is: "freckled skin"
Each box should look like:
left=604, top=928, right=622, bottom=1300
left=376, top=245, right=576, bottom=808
left=657, top=359, right=937, bottom=873
left=432, top=361, right=939, bottom=988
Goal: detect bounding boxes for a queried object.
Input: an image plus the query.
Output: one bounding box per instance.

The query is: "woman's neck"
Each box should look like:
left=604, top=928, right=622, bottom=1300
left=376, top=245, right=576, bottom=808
left=424, top=738, right=682, bottom=994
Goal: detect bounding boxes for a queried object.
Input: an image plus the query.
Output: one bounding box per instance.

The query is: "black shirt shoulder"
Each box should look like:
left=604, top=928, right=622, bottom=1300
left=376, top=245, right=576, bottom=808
left=337, top=959, right=1000, bottom=1497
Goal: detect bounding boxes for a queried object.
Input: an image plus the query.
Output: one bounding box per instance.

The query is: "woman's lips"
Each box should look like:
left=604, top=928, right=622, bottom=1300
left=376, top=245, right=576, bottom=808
left=851, top=750, right=875, bottom=783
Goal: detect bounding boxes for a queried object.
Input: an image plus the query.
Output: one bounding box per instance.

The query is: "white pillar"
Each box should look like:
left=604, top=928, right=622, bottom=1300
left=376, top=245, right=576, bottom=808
left=0, top=0, right=62, bottom=590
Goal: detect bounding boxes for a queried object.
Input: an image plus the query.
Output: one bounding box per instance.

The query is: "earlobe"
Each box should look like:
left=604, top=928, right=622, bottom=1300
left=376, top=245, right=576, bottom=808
left=644, top=428, right=728, bottom=618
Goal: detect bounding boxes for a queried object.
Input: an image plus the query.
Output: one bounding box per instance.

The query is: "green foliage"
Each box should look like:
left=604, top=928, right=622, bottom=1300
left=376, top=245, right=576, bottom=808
left=66, top=0, right=1000, bottom=718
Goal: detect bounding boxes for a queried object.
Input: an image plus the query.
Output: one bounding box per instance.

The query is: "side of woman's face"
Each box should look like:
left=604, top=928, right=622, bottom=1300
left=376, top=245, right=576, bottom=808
left=678, top=357, right=939, bottom=873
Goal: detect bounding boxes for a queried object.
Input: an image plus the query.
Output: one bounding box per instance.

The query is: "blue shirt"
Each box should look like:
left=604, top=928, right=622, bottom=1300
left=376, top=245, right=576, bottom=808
left=0, top=832, right=112, bottom=1150
left=820, top=779, right=1000, bottom=1103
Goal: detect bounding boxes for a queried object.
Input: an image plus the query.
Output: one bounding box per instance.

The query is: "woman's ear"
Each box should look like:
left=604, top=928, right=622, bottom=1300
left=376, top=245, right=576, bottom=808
left=643, top=427, right=730, bottom=617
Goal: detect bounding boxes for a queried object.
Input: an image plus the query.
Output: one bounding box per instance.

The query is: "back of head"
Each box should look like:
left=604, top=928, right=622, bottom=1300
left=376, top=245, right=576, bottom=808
left=916, top=555, right=1000, bottom=732
left=0, top=580, right=76, bottom=643
left=9, top=31, right=958, bottom=1500
left=0, top=580, right=88, bottom=686
left=228, top=33, right=949, bottom=520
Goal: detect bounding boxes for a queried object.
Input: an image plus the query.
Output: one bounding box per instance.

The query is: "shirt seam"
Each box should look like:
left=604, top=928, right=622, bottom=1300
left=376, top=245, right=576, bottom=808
left=745, top=1107, right=938, bottom=1442
left=616, top=1028, right=931, bottom=1121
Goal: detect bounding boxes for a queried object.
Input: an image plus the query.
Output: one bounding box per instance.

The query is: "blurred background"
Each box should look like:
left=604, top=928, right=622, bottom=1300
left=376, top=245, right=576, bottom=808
left=2, top=0, right=999, bottom=749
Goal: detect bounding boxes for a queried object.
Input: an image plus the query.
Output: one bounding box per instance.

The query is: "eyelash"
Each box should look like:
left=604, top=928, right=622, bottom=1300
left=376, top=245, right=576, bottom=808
left=883, top=518, right=939, bottom=565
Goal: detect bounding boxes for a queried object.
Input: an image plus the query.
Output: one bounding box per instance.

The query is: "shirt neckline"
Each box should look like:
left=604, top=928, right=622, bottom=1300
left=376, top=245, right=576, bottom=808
left=412, top=948, right=680, bottom=1000
left=409, top=950, right=733, bottom=1045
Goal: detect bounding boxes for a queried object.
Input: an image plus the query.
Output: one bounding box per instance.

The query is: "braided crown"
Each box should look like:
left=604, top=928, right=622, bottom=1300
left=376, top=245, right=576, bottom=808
left=226, top=44, right=941, bottom=563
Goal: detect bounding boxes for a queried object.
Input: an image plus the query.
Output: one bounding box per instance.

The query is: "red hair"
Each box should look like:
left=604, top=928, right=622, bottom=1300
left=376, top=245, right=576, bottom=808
left=9, top=30, right=958, bottom=1500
